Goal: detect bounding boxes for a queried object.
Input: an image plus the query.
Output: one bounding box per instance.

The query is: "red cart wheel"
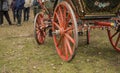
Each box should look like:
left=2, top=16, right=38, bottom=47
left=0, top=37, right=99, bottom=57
left=107, top=25, right=120, bottom=51
left=34, top=13, right=46, bottom=44
left=52, top=1, right=78, bottom=61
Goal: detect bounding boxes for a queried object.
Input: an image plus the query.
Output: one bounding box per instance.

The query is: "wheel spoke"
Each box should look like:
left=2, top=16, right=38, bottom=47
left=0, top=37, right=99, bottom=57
left=35, top=23, right=39, bottom=31
left=36, top=18, right=39, bottom=24
left=37, top=18, right=41, bottom=24
left=57, top=37, right=67, bottom=60
left=58, top=6, right=63, bottom=26
left=67, top=13, right=71, bottom=23
left=55, top=12, right=62, bottom=26
left=57, top=48, right=62, bottom=55
left=38, top=15, right=41, bottom=22
left=37, top=31, right=43, bottom=43
left=64, top=39, right=68, bottom=60
left=40, top=17, right=44, bottom=26
left=65, top=36, right=73, bottom=55
left=41, top=35, right=44, bottom=42
left=36, top=28, right=39, bottom=31
left=35, top=22, right=39, bottom=27
left=57, top=36, right=63, bottom=47
left=43, top=32, right=46, bottom=37
left=39, top=15, right=44, bottom=25
left=111, top=31, right=118, bottom=39
left=36, top=30, right=40, bottom=34
left=64, top=26, right=74, bottom=33
left=65, top=13, right=71, bottom=29
left=63, top=7, right=67, bottom=28
left=65, top=33, right=75, bottom=45
left=53, top=21, right=61, bottom=30
left=115, top=33, right=120, bottom=46
left=37, top=32, right=40, bottom=39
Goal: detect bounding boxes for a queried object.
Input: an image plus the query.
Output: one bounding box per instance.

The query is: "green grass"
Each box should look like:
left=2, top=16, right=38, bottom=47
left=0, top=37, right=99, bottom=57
left=0, top=10, right=120, bottom=73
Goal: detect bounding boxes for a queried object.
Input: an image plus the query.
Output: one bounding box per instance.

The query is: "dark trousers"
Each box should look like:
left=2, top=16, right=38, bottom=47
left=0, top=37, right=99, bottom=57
left=3, top=11, right=12, bottom=25
left=0, top=11, right=3, bottom=25
left=12, top=9, right=16, bottom=22
left=16, top=9, right=22, bottom=24
left=33, top=8, right=40, bottom=18
left=23, top=7, right=30, bottom=21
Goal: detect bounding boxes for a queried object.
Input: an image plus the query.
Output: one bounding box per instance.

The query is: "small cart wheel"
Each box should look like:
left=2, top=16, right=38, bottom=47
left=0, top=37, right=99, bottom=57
left=34, top=13, right=46, bottom=44
left=52, top=1, right=78, bottom=61
left=107, top=25, right=120, bottom=51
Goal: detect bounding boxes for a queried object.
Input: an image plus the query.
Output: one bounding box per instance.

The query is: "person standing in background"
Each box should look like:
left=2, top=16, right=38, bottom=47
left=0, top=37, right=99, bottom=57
left=15, top=0, right=25, bottom=26
left=0, top=0, right=3, bottom=25
left=32, top=0, right=41, bottom=18
left=10, top=0, right=16, bottom=23
left=24, top=0, right=32, bottom=21
left=2, top=0, right=12, bottom=25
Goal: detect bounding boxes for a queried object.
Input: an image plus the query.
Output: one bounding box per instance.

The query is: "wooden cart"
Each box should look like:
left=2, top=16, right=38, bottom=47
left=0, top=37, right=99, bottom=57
left=34, top=0, right=120, bottom=62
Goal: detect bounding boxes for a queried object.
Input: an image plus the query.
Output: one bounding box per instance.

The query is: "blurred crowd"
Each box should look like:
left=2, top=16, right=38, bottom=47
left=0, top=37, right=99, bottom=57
left=0, top=0, right=41, bottom=26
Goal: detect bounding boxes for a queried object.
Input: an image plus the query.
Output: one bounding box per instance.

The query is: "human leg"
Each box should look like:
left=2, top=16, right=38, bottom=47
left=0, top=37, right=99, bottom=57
left=0, top=11, right=3, bottom=25
left=17, top=9, right=22, bottom=25
left=33, top=8, right=40, bottom=18
left=3, top=11, right=12, bottom=25
left=13, top=10, right=16, bottom=22
left=26, top=7, right=30, bottom=21
left=23, top=8, right=27, bottom=21
left=33, top=8, right=37, bottom=18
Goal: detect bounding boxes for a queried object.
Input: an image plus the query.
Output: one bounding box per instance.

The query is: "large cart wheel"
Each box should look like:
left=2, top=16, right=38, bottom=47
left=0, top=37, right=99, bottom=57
left=52, top=1, right=78, bottom=61
left=34, top=13, right=46, bottom=44
left=107, top=25, right=120, bottom=51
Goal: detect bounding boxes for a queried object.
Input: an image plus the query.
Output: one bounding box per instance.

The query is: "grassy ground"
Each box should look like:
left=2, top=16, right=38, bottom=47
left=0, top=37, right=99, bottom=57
left=0, top=10, right=120, bottom=73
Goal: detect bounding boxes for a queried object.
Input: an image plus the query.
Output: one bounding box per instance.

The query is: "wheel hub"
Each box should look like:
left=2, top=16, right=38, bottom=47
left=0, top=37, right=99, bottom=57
left=52, top=30, right=60, bottom=35
left=60, top=28, right=65, bottom=35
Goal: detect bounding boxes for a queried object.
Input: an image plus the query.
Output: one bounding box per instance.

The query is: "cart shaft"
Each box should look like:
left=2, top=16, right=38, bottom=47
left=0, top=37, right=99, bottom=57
left=95, top=21, right=115, bottom=27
